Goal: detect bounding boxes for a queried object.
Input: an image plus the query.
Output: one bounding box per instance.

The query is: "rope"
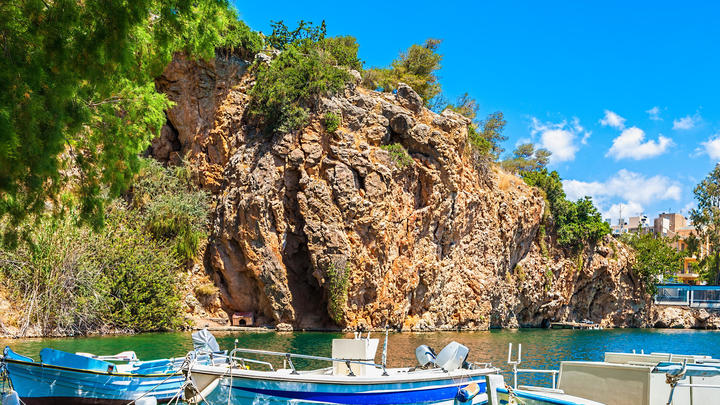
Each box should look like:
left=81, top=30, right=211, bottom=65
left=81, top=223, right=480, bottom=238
left=124, top=355, right=190, bottom=405
left=0, top=358, right=28, bottom=405
left=505, top=384, right=526, bottom=405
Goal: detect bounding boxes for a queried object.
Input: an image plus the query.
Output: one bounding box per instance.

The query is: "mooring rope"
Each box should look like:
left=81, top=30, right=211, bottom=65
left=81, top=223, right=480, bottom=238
left=124, top=355, right=191, bottom=405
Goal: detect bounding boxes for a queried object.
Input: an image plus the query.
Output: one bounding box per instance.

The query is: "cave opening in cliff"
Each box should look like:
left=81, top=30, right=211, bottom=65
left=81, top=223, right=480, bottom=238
left=282, top=168, right=332, bottom=329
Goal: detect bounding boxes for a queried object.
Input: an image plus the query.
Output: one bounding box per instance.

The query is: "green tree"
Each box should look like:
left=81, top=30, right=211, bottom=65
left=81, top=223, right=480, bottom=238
left=444, top=94, right=508, bottom=161
left=501, top=143, right=551, bottom=173
left=477, top=112, right=508, bottom=159
left=0, top=158, right=207, bottom=335
left=0, top=0, right=259, bottom=243
left=248, top=21, right=360, bottom=133
left=362, top=39, right=443, bottom=105
left=522, top=169, right=610, bottom=251
left=684, top=233, right=700, bottom=258
left=690, top=163, right=720, bottom=284
left=620, top=232, right=684, bottom=293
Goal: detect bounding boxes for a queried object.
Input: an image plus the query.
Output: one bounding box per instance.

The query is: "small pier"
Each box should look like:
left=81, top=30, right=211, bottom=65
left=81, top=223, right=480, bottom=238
left=550, top=321, right=601, bottom=330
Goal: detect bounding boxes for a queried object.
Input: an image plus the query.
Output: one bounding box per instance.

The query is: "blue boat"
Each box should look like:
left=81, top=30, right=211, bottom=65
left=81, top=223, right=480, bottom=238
left=0, top=330, right=223, bottom=404
left=0, top=347, right=189, bottom=404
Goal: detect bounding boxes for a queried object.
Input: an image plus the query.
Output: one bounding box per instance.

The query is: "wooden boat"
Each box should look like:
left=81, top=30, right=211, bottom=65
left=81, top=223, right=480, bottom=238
left=0, top=330, right=223, bottom=404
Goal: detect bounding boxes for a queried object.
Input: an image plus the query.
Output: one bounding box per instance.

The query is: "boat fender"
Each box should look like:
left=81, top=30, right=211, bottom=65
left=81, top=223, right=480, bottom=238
left=456, top=382, right=480, bottom=402
left=1, top=390, right=20, bottom=405
left=135, top=397, right=157, bottom=405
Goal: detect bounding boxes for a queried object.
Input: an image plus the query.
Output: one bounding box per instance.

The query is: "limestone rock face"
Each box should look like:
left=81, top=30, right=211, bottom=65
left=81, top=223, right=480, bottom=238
left=154, top=53, right=675, bottom=330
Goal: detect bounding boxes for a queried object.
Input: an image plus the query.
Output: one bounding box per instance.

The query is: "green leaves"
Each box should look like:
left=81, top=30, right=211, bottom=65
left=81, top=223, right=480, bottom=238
left=248, top=22, right=359, bottom=134
left=362, top=39, right=442, bottom=106
left=621, top=232, right=683, bottom=294
left=0, top=158, right=208, bottom=335
left=690, top=163, right=720, bottom=283
left=523, top=169, right=610, bottom=252
left=0, top=0, right=259, bottom=239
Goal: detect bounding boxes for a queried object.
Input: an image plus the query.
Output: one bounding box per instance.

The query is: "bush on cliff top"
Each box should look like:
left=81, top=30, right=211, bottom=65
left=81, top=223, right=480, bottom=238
left=248, top=21, right=361, bottom=134
left=523, top=169, right=610, bottom=252
left=362, top=39, right=442, bottom=106
left=0, top=159, right=208, bottom=335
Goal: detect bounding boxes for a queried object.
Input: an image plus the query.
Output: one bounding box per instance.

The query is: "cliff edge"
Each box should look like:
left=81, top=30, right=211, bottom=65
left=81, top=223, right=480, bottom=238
left=153, top=53, right=662, bottom=330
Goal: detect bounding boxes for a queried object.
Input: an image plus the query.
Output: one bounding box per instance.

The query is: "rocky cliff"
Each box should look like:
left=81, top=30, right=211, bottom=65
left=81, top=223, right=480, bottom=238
left=153, top=53, right=703, bottom=331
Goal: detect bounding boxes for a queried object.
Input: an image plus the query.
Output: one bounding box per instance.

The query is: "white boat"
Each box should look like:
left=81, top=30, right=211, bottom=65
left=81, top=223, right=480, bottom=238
left=180, top=334, right=608, bottom=405
left=503, top=344, right=720, bottom=405
left=182, top=333, right=498, bottom=404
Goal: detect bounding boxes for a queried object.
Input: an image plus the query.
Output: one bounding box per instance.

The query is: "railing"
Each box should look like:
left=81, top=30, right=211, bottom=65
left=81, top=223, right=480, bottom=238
left=655, top=284, right=720, bottom=308
left=507, top=343, right=560, bottom=390
left=228, top=347, right=388, bottom=376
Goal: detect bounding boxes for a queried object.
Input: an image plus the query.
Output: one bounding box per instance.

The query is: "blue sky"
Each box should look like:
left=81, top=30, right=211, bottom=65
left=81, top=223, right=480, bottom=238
left=232, top=1, right=720, bottom=224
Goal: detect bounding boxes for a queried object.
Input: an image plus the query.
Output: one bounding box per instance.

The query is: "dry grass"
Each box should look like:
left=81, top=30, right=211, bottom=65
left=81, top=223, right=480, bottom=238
left=495, top=167, right=523, bottom=191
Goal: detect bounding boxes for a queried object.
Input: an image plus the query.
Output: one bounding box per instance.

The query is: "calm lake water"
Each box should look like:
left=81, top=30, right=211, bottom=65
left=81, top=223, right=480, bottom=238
left=2, top=328, right=719, bottom=387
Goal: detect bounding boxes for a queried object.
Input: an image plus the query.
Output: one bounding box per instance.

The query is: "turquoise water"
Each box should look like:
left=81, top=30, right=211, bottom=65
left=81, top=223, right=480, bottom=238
left=2, top=328, right=719, bottom=387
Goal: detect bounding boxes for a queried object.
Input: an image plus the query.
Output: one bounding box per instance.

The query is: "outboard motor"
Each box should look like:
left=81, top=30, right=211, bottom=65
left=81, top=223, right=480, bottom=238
left=435, top=341, right=469, bottom=371
left=415, top=345, right=437, bottom=367
left=191, top=329, right=221, bottom=353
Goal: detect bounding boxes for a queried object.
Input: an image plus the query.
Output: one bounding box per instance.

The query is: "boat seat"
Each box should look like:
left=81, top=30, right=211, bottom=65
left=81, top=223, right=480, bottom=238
left=40, top=348, right=115, bottom=373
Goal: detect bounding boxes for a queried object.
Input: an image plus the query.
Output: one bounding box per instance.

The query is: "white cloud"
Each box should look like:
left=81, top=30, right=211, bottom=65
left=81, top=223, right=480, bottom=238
left=529, top=117, right=589, bottom=164
left=599, top=110, right=626, bottom=130
left=673, top=113, right=701, bottom=130
left=563, top=169, right=681, bottom=206
left=701, top=134, right=720, bottom=160
left=682, top=201, right=695, bottom=217
left=563, top=170, right=683, bottom=224
left=606, top=126, right=672, bottom=160
left=646, top=106, right=662, bottom=121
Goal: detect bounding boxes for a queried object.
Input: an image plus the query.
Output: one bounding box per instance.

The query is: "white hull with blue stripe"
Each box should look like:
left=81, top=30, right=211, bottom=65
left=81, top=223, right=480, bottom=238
left=187, top=363, right=494, bottom=404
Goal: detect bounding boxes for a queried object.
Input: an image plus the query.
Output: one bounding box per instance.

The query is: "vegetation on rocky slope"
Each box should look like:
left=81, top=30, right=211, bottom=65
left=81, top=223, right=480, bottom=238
left=248, top=21, right=361, bottom=133
left=522, top=169, right=610, bottom=252
left=0, top=159, right=209, bottom=336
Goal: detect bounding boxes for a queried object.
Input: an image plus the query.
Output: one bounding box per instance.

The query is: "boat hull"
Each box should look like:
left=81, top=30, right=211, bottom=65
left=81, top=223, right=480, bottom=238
left=189, top=365, right=493, bottom=405
left=496, top=388, right=604, bottom=405
left=4, top=358, right=184, bottom=404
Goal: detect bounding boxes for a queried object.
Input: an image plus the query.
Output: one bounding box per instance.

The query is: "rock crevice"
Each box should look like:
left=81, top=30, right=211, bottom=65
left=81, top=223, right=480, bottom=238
left=154, top=53, right=714, bottom=330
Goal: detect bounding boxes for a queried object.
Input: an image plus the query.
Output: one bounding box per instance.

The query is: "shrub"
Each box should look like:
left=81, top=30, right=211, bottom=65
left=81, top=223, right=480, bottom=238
left=326, top=263, right=350, bottom=324
left=248, top=21, right=360, bottom=134
left=132, top=160, right=209, bottom=262
left=523, top=169, right=610, bottom=252
left=195, top=283, right=219, bottom=299
left=620, top=232, right=684, bottom=294
left=362, top=39, right=442, bottom=105
left=544, top=268, right=553, bottom=292
left=444, top=94, right=507, bottom=162
left=0, top=158, right=209, bottom=335
left=381, top=143, right=414, bottom=168
left=324, top=112, right=341, bottom=133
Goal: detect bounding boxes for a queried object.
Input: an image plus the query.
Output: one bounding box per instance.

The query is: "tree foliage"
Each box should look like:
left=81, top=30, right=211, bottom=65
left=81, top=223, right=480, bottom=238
left=523, top=169, right=610, bottom=251
left=248, top=21, right=360, bottom=133
left=444, top=94, right=508, bottom=162
left=0, top=159, right=208, bottom=335
left=501, top=143, right=551, bottom=174
left=620, top=232, right=684, bottom=293
left=362, top=39, right=443, bottom=105
left=0, top=0, right=259, bottom=242
left=690, top=163, right=720, bottom=284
